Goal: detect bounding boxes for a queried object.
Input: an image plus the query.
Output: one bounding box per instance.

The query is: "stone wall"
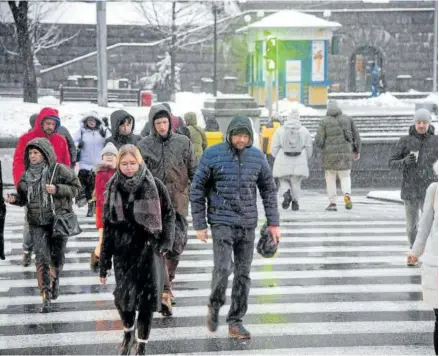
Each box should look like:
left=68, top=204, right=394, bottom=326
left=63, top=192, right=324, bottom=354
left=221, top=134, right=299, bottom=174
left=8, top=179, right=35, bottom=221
left=2, top=1, right=436, bottom=93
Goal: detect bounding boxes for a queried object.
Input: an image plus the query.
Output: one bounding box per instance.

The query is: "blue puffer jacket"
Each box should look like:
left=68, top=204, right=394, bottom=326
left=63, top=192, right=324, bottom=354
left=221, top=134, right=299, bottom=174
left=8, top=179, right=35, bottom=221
left=190, top=116, right=279, bottom=230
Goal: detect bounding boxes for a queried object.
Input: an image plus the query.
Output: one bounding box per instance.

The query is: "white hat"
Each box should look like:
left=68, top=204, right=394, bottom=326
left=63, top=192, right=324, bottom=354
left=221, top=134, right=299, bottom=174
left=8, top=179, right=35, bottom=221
left=101, top=142, right=118, bottom=157
left=286, top=108, right=300, bottom=121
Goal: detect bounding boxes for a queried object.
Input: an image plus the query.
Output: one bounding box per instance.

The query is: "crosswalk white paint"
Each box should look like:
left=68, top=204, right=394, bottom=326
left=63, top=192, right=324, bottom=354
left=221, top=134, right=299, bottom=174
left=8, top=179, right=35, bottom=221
left=0, top=194, right=432, bottom=355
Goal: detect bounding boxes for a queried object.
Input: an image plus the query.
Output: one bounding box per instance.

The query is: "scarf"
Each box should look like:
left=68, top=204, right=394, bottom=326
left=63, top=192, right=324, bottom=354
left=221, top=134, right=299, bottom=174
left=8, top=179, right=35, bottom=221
left=23, top=161, right=51, bottom=208
left=108, top=164, right=162, bottom=235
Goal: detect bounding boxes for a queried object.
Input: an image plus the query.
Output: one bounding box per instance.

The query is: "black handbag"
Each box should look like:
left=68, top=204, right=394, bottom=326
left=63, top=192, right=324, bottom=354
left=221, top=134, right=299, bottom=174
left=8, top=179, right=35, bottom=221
left=50, top=164, right=82, bottom=238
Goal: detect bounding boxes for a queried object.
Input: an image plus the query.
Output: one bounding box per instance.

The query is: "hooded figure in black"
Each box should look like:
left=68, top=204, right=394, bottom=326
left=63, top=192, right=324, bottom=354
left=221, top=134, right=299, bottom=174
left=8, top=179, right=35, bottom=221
left=105, top=110, right=141, bottom=149
left=136, top=103, right=197, bottom=313
left=7, top=137, right=80, bottom=313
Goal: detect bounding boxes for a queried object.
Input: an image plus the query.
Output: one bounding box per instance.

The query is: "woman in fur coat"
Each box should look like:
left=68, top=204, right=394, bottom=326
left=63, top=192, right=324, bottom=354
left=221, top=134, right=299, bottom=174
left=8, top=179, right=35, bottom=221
left=99, top=144, right=175, bottom=355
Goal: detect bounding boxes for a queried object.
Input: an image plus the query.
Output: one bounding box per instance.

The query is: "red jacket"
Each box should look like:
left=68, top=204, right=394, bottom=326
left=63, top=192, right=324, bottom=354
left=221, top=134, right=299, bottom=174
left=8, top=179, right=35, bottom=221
left=12, top=107, right=71, bottom=187
left=95, top=166, right=116, bottom=229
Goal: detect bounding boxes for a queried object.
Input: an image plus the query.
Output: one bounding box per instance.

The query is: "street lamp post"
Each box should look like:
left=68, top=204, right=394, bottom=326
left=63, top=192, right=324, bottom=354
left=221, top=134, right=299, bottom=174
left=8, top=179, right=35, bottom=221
left=433, top=0, right=438, bottom=93
left=213, top=4, right=218, bottom=97
left=96, top=0, right=107, bottom=107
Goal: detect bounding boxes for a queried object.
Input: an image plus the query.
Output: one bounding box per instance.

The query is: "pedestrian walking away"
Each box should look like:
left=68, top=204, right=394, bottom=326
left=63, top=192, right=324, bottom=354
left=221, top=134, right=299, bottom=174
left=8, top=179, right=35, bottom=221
left=190, top=115, right=280, bottom=339
left=272, top=108, right=313, bottom=211
left=13, top=107, right=71, bottom=267
left=389, top=108, right=438, bottom=260
left=137, top=103, right=197, bottom=314
left=6, top=137, right=80, bottom=313
left=99, top=145, right=175, bottom=355
left=408, top=161, right=438, bottom=354
left=184, top=111, right=207, bottom=161
left=315, top=100, right=361, bottom=211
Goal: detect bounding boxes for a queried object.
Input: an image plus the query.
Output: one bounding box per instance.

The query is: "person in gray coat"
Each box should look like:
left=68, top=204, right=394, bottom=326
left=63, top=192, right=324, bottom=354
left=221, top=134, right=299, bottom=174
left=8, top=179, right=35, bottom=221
left=271, top=108, right=313, bottom=211
left=315, top=100, right=361, bottom=211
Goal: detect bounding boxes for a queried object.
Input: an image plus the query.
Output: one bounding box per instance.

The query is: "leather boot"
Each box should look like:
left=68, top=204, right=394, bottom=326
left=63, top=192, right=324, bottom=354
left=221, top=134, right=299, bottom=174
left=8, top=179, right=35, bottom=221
left=118, top=329, right=135, bottom=355
left=40, top=291, right=51, bottom=313
left=86, top=202, right=95, bottom=217
left=134, top=342, right=147, bottom=355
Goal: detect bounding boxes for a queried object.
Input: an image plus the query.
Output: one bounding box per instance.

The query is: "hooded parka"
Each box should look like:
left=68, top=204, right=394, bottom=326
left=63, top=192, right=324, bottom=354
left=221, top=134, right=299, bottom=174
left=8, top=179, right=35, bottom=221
left=314, top=101, right=361, bottom=171
left=184, top=112, right=207, bottom=160
left=13, top=138, right=81, bottom=226
left=105, top=110, right=141, bottom=149
left=136, top=104, right=197, bottom=217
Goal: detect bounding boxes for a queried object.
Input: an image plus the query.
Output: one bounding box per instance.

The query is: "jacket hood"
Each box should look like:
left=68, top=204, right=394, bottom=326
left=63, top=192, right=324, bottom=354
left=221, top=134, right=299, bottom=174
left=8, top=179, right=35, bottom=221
left=110, top=110, right=135, bottom=136
left=25, top=137, right=57, bottom=169
left=226, top=116, right=254, bottom=147
left=148, top=104, right=172, bottom=136
left=33, top=107, right=61, bottom=134
left=409, top=124, right=436, bottom=136
left=326, top=100, right=342, bottom=117
left=184, top=112, right=197, bottom=126
left=80, top=111, right=104, bottom=129
left=29, top=113, right=38, bottom=129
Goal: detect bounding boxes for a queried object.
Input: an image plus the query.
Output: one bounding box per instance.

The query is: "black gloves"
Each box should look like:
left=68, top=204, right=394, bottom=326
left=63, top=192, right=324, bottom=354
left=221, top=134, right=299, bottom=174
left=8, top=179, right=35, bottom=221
left=403, top=153, right=417, bottom=166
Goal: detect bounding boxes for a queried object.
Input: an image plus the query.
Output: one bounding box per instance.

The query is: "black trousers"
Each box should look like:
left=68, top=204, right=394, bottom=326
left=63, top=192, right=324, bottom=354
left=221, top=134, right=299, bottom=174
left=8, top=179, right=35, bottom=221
left=117, top=307, right=154, bottom=340
left=209, top=224, right=255, bottom=326
left=30, top=224, right=68, bottom=294
left=78, top=169, right=95, bottom=201
left=434, top=308, right=438, bottom=355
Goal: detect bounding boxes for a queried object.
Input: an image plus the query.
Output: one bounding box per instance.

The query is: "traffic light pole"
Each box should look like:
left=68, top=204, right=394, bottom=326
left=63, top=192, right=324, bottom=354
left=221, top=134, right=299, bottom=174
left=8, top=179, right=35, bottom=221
left=275, top=40, right=279, bottom=114
left=266, top=70, right=273, bottom=119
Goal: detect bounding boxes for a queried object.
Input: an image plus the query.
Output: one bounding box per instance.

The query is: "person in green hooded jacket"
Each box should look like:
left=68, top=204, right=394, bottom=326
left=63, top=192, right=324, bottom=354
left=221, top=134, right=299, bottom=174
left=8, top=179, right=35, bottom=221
left=184, top=112, right=207, bottom=160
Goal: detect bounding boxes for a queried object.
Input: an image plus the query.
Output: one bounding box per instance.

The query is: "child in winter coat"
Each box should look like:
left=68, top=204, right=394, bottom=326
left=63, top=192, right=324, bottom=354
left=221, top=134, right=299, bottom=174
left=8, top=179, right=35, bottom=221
left=99, top=144, right=175, bottom=355
left=90, top=142, right=118, bottom=272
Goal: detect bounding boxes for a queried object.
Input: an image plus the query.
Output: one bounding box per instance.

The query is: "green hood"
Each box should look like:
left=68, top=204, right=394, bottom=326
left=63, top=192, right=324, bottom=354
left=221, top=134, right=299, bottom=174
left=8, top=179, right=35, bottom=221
left=226, top=116, right=254, bottom=148
left=25, top=137, right=57, bottom=169
left=184, top=112, right=197, bottom=126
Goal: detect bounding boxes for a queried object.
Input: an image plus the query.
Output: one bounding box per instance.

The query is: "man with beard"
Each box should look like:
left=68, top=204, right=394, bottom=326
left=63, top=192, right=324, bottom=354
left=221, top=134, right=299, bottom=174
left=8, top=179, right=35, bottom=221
left=13, top=107, right=71, bottom=267
left=136, top=104, right=197, bottom=317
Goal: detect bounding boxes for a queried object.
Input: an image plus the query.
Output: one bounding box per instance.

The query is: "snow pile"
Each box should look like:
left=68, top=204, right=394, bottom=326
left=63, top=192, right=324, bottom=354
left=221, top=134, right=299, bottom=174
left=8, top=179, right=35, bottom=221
left=0, top=92, right=217, bottom=138
left=339, top=92, right=413, bottom=108
left=260, top=99, right=321, bottom=118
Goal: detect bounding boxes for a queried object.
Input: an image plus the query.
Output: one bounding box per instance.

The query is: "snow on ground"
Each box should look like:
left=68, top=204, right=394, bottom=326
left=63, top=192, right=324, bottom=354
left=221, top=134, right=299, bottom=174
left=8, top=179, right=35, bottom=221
left=0, top=92, right=213, bottom=138
left=367, top=191, right=403, bottom=204
left=337, top=92, right=415, bottom=108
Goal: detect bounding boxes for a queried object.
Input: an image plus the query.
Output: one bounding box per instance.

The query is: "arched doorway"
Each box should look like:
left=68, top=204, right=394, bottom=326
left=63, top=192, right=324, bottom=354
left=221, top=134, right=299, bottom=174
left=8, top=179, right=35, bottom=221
left=349, top=46, right=384, bottom=92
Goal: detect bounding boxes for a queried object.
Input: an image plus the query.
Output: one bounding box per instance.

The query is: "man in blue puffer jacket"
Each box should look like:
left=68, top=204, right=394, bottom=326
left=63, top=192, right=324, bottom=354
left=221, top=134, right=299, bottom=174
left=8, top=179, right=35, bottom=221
left=190, top=115, right=280, bottom=340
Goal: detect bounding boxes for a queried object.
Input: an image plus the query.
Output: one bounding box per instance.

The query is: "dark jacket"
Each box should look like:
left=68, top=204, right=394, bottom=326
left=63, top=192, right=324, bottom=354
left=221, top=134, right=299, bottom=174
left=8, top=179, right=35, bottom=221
left=13, top=138, right=81, bottom=226
left=30, top=114, right=77, bottom=166
left=315, top=101, right=361, bottom=170
left=100, top=174, right=175, bottom=312
left=105, top=110, right=141, bottom=149
left=190, top=116, right=279, bottom=230
left=136, top=104, right=197, bottom=217
left=389, top=125, right=438, bottom=201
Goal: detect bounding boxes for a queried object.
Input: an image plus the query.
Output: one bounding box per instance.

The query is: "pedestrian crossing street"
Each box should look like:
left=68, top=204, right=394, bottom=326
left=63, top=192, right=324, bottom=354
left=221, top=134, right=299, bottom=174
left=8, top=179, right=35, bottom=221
left=0, top=192, right=435, bottom=355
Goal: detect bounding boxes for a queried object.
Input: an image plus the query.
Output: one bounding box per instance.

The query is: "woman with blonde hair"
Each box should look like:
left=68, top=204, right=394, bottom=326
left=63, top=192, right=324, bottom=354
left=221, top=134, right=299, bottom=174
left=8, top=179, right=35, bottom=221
left=408, top=160, right=438, bottom=355
left=99, top=144, right=175, bottom=355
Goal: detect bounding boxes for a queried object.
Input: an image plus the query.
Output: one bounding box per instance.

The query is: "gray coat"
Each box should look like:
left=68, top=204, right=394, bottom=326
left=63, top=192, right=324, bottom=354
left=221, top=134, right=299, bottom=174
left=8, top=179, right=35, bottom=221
left=271, top=119, right=313, bottom=178
left=315, top=101, right=361, bottom=171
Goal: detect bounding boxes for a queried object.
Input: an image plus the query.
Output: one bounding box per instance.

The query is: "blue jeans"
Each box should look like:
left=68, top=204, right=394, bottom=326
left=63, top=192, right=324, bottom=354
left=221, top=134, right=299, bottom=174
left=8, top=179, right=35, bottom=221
left=371, top=85, right=379, bottom=97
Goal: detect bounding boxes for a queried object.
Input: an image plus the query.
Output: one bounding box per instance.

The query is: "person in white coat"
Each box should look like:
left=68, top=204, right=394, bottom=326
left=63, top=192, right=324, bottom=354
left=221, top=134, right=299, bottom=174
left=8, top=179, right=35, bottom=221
left=271, top=108, right=313, bottom=211
left=408, top=160, right=438, bottom=355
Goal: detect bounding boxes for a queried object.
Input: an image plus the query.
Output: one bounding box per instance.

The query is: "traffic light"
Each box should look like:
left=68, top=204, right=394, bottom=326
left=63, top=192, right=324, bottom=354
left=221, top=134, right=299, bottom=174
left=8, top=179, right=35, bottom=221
left=264, top=37, right=277, bottom=72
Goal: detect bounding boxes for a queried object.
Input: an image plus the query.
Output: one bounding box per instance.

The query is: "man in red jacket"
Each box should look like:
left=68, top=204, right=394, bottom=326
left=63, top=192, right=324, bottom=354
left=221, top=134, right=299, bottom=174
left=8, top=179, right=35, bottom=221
left=12, top=107, right=71, bottom=267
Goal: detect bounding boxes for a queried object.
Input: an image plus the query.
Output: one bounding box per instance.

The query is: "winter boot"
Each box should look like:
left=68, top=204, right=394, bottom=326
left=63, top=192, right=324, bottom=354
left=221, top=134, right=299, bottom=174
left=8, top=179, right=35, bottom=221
left=40, top=291, right=51, bottom=313
left=282, top=189, right=292, bottom=210
left=228, top=324, right=251, bottom=339
left=291, top=200, right=299, bottom=211
left=51, top=278, right=60, bottom=300
left=325, top=203, right=337, bottom=211
left=207, top=306, right=220, bottom=332
left=161, top=292, right=173, bottom=317
left=134, top=341, right=147, bottom=355
left=118, top=327, right=135, bottom=355
left=344, top=194, right=353, bottom=210
left=22, top=252, right=31, bottom=267
left=86, top=202, right=95, bottom=217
